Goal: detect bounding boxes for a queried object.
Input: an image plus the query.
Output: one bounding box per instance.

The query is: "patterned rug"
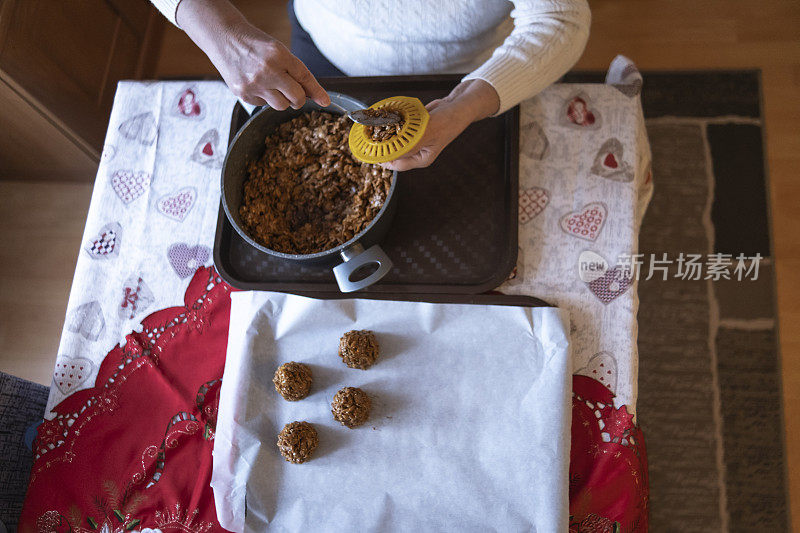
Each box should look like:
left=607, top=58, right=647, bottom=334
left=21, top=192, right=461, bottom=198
left=567, top=70, right=787, bottom=532
left=0, top=372, right=49, bottom=532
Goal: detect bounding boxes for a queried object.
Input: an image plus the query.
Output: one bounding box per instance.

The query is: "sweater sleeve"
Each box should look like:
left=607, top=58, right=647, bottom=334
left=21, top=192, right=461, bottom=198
left=462, top=0, right=591, bottom=115
left=150, top=0, right=182, bottom=26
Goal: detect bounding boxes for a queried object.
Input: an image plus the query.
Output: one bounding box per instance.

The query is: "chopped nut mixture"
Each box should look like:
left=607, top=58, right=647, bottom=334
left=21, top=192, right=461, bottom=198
left=338, top=330, right=379, bottom=370
left=363, top=107, right=405, bottom=142
left=277, top=421, right=318, bottom=464
left=273, top=361, right=313, bottom=401
left=239, top=111, right=393, bottom=255
left=331, top=387, right=372, bottom=428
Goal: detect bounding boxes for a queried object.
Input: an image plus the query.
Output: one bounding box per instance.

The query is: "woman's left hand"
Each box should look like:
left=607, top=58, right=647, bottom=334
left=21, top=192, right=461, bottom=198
left=381, top=79, right=500, bottom=172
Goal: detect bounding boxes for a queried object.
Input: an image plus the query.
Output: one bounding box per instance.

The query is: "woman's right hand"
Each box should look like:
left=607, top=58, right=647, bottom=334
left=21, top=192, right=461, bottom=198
left=176, top=0, right=330, bottom=110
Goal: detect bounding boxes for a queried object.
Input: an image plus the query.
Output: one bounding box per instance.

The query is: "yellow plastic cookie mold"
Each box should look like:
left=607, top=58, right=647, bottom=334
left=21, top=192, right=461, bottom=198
left=348, top=96, right=430, bottom=164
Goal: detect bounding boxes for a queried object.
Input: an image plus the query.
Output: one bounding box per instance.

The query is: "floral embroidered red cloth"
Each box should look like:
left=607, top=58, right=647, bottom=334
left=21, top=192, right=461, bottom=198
left=20, top=267, right=648, bottom=532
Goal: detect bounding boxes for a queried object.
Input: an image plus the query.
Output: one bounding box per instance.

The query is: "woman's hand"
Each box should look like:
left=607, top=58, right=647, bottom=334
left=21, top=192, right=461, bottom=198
left=176, top=0, right=330, bottom=110
left=382, top=79, right=500, bottom=172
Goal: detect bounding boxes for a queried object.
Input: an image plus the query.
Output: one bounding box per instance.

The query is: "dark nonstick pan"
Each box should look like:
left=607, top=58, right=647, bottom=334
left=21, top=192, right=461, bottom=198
left=220, top=93, right=398, bottom=292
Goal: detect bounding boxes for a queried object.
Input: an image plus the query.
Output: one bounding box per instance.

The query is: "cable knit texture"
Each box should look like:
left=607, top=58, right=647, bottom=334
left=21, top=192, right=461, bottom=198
left=150, top=0, right=590, bottom=114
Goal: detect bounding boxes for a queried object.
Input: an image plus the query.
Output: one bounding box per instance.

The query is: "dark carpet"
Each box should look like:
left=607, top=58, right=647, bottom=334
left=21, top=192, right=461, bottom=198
left=612, top=71, right=784, bottom=532
left=567, top=69, right=787, bottom=531
left=0, top=372, right=49, bottom=532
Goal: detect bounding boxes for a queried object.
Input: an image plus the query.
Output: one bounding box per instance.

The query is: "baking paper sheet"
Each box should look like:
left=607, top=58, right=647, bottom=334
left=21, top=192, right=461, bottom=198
left=212, top=292, right=572, bottom=532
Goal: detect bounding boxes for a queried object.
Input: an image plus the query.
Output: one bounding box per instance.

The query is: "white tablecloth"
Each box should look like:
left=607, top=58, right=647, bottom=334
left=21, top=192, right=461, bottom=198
left=48, top=56, right=651, bottom=419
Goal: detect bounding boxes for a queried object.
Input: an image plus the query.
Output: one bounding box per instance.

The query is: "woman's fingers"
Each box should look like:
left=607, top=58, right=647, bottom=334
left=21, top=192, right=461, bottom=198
left=239, top=94, right=268, bottom=107
left=425, top=99, right=446, bottom=112
left=274, top=76, right=307, bottom=109
left=382, top=148, right=435, bottom=172
left=287, top=57, right=331, bottom=107
left=260, top=89, right=293, bottom=111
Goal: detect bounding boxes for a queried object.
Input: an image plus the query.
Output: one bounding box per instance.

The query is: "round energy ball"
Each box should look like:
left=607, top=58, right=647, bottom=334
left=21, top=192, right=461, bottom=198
left=273, top=362, right=312, bottom=401
left=277, top=421, right=318, bottom=463
left=338, top=330, right=379, bottom=370
left=331, top=387, right=372, bottom=428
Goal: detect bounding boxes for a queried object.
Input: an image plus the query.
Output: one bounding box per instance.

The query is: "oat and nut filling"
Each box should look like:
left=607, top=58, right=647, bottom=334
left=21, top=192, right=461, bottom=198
left=276, top=421, right=319, bottom=464
left=331, top=386, right=372, bottom=428
left=239, top=111, right=393, bottom=255
left=362, top=107, right=405, bottom=142
left=338, top=330, right=380, bottom=370
left=273, top=361, right=313, bottom=401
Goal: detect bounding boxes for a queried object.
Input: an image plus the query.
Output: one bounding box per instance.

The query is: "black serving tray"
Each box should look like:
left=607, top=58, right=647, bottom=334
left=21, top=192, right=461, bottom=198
left=214, top=75, right=519, bottom=295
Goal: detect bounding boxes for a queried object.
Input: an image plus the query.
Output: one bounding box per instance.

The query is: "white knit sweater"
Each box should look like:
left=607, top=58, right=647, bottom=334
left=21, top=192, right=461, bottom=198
left=153, top=0, right=590, bottom=114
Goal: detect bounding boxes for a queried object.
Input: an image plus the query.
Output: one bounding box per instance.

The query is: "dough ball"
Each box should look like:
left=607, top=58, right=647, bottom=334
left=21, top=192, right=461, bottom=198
left=273, top=362, right=312, bottom=401
left=338, top=330, right=379, bottom=370
left=277, top=421, right=318, bottom=463
left=331, top=387, right=372, bottom=428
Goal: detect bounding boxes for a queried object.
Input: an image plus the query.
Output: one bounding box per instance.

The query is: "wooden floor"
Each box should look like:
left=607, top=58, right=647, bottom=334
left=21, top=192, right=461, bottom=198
left=1, top=0, right=797, bottom=527
left=0, top=181, right=93, bottom=383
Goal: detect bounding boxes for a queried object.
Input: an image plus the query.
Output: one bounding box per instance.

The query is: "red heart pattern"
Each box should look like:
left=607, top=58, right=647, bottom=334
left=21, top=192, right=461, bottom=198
left=519, top=187, right=549, bottom=224
left=591, top=138, right=634, bottom=182
left=560, top=202, right=607, bottom=242
left=561, top=93, right=601, bottom=129
left=157, top=187, right=197, bottom=222
left=172, top=86, right=205, bottom=119
left=53, top=357, right=94, bottom=395
left=111, top=170, right=151, bottom=205
left=190, top=129, right=222, bottom=168
left=576, top=351, right=618, bottom=392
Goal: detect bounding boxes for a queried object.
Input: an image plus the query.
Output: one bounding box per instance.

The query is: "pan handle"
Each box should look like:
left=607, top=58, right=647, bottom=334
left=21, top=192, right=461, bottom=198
left=333, top=243, right=393, bottom=293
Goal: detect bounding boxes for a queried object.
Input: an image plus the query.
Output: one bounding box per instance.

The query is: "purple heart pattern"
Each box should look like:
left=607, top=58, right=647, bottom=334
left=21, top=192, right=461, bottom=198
left=519, top=187, right=549, bottom=225
left=577, top=351, right=618, bottom=392
left=157, top=187, right=197, bottom=222
left=118, top=112, right=157, bottom=145
left=190, top=129, right=222, bottom=168
left=172, top=86, right=205, bottom=119
left=521, top=121, right=549, bottom=160
left=53, top=357, right=94, bottom=395
left=560, top=202, right=607, bottom=242
left=168, top=243, right=210, bottom=278
left=119, top=275, right=155, bottom=320
left=560, top=93, right=601, bottom=130
left=85, top=222, right=121, bottom=260
left=111, top=170, right=151, bottom=205
left=587, top=265, right=632, bottom=304
left=66, top=301, right=105, bottom=341
left=591, top=138, right=633, bottom=182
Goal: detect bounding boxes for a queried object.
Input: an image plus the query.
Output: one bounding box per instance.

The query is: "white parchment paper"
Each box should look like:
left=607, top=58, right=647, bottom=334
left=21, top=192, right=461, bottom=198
left=212, top=292, right=572, bottom=532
